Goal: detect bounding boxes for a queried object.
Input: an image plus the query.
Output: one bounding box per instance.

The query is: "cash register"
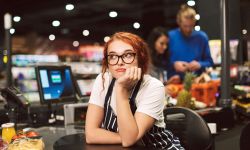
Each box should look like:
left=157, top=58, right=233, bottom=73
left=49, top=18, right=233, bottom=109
left=35, top=65, right=88, bottom=127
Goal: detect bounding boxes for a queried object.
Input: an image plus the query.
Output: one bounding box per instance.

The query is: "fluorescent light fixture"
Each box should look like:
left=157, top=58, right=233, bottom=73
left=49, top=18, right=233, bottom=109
left=104, top=36, right=110, bottom=42
left=82, top=30, right=89, bottom=36
left=10, top=28, right=15, bottom=34
left=187, top=0, right=195, bottom=6
left=73, top=41, right=79, bottom=47
left=49, top=34, right=55, bottom=41
left=133, top=22, right=140, bottom=29
left=4, top=13, right=12, bottom=29
left=195, top=25, right=200, bottom=31
left=195, top=14, right=200, bottom=20
left=52, top=20, right=60, bottom=27
left=65, top=4, right=74, bottom=11
left=13, top=16, right=21, bottom=22
left=109, top=11, right=118, bottom=18
left=242, top=29, right=247, bottom=35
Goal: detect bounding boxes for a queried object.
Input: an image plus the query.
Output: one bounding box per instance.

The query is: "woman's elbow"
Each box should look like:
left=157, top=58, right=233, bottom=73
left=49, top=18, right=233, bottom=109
left=85, top=130, right=95, bottom=144
left=86, top=138, right=91, bottom=144
left=85, top=134, right=92, bottom=144
left=122, top=142, right=134, bottom=147
left=121, top=139, right=137, bottom=147
left=120, top=131, right=139, bottom=147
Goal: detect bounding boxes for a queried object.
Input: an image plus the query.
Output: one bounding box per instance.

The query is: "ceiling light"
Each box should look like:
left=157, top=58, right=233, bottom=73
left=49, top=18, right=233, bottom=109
left=187, top=0, right=195, bottom=6
left=73, top=41, right=79, bottom=47
left=82, top=30, right=89, bottom=36
left=195, top=25, right=200, bottom=31
left=133, top=22, right=140, bottom=29
left=242, top=29, right=247, bottom=35
left=49, top=34, right=55, bottom=41
left=109, top=11, right=118, bottom=18
left=65, top=4, right=74, bottom=11
left=10, top=28, right=15, bottom=34
left=13, top=16, right=21, bottom=22
left=52, top=20, right=60, bottom=27
left=104, top=36, right=110, bottom=42
left=195, top=14, right=200, bottom=20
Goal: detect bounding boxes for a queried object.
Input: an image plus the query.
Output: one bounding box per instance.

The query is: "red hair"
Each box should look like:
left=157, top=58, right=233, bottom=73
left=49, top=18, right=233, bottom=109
left=102, top=32, right=150, bottom=78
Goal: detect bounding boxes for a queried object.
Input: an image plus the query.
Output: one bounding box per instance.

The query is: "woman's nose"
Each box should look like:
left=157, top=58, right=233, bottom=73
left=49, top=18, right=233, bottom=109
left=117, top=57, right=124, bottom=65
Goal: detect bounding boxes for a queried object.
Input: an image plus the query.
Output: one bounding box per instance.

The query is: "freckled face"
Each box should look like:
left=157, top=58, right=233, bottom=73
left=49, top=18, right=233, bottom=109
left=107, top=40, right=138, bottom=79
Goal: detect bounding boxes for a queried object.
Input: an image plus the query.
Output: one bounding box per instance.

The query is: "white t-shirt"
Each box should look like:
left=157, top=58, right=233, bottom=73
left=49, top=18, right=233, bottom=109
left=89, top=72, right=166, bottom=128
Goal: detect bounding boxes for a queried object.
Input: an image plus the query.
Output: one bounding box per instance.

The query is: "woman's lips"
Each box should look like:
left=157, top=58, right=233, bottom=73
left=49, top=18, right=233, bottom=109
left=115, top=68, right=126, bottom=72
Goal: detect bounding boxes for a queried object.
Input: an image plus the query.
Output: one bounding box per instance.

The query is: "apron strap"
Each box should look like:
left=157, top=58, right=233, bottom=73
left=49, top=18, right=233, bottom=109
left=104, top=78, right=116, bottom=115
left=103, top=78, right=142, bottom=115
left=129, top=78, right=142, bottom=115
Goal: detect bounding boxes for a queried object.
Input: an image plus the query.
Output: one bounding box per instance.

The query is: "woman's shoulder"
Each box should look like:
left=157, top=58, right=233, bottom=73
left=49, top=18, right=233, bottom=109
left=96, top=72, right=112, bottom=79
left=95, top=72, right=112, bottom=85
left=142, top=74, right=164, bottom=88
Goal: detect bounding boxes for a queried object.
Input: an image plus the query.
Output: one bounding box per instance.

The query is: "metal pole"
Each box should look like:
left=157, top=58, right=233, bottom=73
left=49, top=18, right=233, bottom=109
left=219, top=0, right=231, bottom=107
left=4, top=13, right=13, bottom=87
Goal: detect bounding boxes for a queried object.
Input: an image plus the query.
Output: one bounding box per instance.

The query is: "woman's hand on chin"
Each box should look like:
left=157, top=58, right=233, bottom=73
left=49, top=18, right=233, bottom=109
left=115, top=66, right=141, bottom=91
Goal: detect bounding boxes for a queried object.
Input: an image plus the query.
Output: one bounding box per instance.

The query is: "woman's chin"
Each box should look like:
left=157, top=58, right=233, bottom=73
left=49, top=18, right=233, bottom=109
left=113, top=72, right=125, bottom=78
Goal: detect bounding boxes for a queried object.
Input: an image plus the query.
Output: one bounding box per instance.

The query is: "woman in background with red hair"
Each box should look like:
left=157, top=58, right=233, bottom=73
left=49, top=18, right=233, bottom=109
left=85, top=32, right=183, bottom=149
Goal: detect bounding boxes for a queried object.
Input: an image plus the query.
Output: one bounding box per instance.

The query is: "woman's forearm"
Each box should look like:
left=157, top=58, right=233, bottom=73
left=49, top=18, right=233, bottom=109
left=116, top=87, right=139, bottom=147
left=86, top=128, right=121, bottom=144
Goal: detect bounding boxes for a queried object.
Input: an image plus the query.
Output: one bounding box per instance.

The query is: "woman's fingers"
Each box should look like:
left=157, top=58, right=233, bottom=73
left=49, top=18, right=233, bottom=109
left=129, top=67, right=135, bottom=80
left=137, top=68, right=141, bottom=80
left=133, top=67, right=138, bottom=80
left=116, top=67, right=142, bottom=90
left=122, top=67, right=142, bottom=81
left=125, top=67, right=130, bottom=78
left=131, top=67, right=141, bottom=81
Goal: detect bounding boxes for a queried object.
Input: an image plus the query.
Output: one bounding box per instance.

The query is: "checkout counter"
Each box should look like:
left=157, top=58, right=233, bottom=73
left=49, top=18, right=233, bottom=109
left=0, top=65, right=157, bottom=150
left=1, top=123, right=154, bottom=150
left=34, top=125, right=156, bottom=150
left=1, top=64, right=247, bottom=149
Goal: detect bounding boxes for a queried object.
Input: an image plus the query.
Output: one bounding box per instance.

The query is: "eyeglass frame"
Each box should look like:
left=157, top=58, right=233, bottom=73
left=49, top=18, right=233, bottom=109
left=106, top=52, right=137, bottom=65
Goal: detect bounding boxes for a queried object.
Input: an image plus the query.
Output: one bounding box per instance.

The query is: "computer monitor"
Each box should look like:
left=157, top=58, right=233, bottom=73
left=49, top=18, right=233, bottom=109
left=75, top=79, right=95, bottom=96
left=36, top=65, right=77, bottom=104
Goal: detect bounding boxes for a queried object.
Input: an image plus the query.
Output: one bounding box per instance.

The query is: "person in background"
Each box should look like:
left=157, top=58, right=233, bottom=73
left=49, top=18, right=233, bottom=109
left=168, top=4, right=214, bottom=80
left=85, top=32, right=184, bottom=149
left=147, top=27, right=181, bottom=85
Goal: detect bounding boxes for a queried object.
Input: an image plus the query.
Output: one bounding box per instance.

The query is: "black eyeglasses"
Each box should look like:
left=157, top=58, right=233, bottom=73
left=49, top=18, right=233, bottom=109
left=107, top=52, right=136, bottom=65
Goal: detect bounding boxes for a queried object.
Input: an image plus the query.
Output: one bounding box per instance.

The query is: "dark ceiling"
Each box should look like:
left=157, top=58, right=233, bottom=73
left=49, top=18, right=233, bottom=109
left=0, top=0, right=186, bottom=45
left=0, top=0, right=249, bottom=47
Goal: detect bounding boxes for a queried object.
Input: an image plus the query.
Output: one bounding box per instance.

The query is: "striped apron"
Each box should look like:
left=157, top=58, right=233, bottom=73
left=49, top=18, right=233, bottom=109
left=102, top=79, right=184, bottom=150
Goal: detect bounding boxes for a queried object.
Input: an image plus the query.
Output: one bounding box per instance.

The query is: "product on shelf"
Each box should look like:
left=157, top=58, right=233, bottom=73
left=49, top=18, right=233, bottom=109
left=12, top=55, right=59, bottom=66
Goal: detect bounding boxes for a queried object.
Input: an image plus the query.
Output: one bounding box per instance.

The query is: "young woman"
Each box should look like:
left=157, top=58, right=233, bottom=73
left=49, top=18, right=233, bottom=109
left=147, top=27, right=181, bottom=85
left=85, top=32, right=183, bottom=149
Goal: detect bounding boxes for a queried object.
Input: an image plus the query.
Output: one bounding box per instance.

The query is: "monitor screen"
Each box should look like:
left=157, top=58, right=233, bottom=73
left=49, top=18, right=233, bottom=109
left=36, top=65, right=77, bottom=104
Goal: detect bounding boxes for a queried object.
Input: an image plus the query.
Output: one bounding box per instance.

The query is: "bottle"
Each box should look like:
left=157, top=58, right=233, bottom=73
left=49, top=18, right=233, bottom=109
left=1, top=123, right=16, bottom=144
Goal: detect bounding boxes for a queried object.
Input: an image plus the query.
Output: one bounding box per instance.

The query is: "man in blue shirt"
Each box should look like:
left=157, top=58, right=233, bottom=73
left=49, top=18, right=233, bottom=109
left=168, top=5, right=213, bottom=80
